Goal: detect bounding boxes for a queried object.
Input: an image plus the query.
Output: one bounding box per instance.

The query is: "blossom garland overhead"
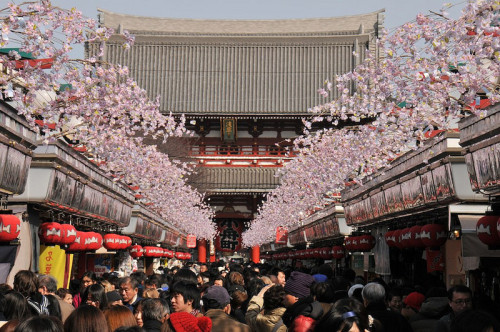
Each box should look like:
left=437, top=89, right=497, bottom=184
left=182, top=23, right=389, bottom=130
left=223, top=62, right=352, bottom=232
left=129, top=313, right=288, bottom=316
left=0, top=1, right=215, bottom=239
left=243, top=0, right=500, bottom=246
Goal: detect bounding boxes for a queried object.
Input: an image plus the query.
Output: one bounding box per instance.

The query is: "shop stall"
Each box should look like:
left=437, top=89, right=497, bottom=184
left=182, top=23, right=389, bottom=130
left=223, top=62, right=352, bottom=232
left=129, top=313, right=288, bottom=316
left=341, top=132, right=488, bottom=286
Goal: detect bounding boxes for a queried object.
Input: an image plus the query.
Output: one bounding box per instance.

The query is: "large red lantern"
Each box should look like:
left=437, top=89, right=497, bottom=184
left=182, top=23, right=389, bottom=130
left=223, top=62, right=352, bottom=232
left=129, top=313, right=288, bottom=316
left=103, top=234, right=122, bottom=250
left=143, top=246, right=157, bottom=257
left=409, top=225, right=424, bottom=247
left=319, top=247, right=330, bottom=259
left=420, top=224, right=447, bottom=247
left=0, top=215, right=21, bottom=242
left=399, top=228, right=412, bottom=249
left=332, top=246, right=345, bottom=259
left=59, top=224, right=77, bottom=245
left=385, top=231, right=397, bottom=247
left=85, top=232, right=103, bottom=251
left=184, top=253, right=192, bottom=260
left=344, top=237, right=353, bottom=251
left=129, top=245, right=143, bottom=258
left=351, top=237, right=360, bottom=251
left=67, top=231, right=87, bottom=251
left=393, top=230, right=404, bottom=249
left=39, top=222, right=62, bottom=244
left=358, top=235, right=375, bottom=251
left=477, top=215, right=500, bottom=246
left=175, top=252, right=184, bottom=259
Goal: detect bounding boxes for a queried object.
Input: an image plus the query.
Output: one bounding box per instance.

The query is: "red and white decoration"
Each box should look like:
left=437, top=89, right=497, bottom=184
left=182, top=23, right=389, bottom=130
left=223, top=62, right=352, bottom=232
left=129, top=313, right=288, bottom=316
left=103, top=234, right=132, bottom=250
left=39, top=222, right=62, bottom=244
left=477, top=215, right=500, bottom=246
left=0, top=215, right=21, bottom=242
left=129, top=245, right=144, bottom=258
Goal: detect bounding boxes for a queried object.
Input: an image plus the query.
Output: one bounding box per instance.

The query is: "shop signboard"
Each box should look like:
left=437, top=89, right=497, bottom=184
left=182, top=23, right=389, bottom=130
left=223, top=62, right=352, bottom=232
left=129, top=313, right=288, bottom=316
left=472, top=145, right=498, bottom=191
left=0, top=147, right=31, bottom=194
left=385, top=184, right=403, bottom=214
left=371, top=191, right=387, bottom=218
left=421, top=171, right=437, bottom=203
left=432, top=164, right=455, bottom=202
left=401, top=176, right=424, bottom=209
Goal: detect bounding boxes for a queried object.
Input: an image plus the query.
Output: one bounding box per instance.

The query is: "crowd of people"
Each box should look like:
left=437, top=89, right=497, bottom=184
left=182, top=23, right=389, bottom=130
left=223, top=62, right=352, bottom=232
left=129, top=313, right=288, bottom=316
left=0, top=261, right=498, bottom=332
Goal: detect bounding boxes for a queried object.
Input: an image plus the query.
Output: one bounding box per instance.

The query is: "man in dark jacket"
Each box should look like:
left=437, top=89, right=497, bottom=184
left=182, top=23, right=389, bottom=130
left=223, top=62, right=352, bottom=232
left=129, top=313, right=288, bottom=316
left=282, top=271, right=323, bottom=332
left=362, top=282, right=413, bottom=332
left=409, top=288, right=449, bottom=332
left=142, top=298, right=170, bottom=332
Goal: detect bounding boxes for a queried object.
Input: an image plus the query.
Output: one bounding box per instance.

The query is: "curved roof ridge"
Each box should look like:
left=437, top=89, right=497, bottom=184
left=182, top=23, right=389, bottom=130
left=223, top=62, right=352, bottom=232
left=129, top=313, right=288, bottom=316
left=97, top=8, right=385, bottom=35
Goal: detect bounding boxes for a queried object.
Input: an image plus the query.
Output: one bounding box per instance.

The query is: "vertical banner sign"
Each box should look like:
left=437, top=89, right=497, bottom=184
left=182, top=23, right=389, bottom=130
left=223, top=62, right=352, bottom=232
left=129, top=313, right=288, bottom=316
left=209, top=240, right=215, bottom=256
left=186, top=235, right=197, bottom=248
left=426, top=248, right=445, bottom=272
left=221, top=118, right=237, bottom=142
left=215, top=219, right=243, bottom=252
left=39, top=245, right=70, bottom=289
left=276, top=227, right=288, bottom=244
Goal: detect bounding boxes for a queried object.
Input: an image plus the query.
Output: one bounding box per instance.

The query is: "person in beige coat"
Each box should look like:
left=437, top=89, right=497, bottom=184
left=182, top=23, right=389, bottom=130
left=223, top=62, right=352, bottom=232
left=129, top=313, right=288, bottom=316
left=246, top=284, right=287, bottom=332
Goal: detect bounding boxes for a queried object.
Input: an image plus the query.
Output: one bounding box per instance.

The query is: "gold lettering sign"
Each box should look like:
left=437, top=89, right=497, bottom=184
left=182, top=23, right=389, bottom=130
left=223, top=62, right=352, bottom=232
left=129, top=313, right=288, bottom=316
left=221, top=118, right=237, bottom=142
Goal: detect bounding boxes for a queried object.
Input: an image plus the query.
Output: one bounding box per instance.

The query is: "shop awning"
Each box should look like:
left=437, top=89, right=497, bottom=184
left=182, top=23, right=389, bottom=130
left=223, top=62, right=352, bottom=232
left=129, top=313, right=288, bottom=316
left=458, top=214, right=500, bottom=257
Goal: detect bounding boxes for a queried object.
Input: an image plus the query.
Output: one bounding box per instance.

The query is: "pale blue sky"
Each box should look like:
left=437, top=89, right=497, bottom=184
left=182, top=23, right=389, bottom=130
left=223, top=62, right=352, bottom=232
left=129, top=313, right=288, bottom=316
left=49, top=0, right=462, bottom=31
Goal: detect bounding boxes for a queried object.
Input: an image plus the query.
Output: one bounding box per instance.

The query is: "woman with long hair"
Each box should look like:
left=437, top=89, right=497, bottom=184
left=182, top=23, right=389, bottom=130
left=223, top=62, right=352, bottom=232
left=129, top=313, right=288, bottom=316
left=103, top=305, right=137, bottom=332
left=63, top=305, right=109, bottom=332
left=3, top=291, right=31, bottom=321
left=83, top=284, right=108, bottom=311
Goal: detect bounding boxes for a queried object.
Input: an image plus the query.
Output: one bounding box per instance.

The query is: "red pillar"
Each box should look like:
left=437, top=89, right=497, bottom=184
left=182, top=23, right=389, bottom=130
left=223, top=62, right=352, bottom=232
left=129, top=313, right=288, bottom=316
left=198, top=239, right=207, bottom=263
left=251, top=246, right=260, bottom=264
left=209, top=254, right=216, bottom=262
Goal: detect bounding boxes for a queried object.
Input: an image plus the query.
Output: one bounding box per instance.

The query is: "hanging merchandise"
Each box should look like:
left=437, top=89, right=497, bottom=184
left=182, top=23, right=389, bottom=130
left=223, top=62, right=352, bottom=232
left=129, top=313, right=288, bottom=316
left=0, top=214, right=21, bottom=242
left=39, top=222, right=62, bottom=244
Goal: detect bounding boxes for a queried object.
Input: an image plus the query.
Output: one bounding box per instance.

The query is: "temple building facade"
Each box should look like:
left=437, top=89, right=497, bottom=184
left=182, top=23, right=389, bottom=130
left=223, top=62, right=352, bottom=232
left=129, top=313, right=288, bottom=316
left=88, top=9, right=384, bottom=259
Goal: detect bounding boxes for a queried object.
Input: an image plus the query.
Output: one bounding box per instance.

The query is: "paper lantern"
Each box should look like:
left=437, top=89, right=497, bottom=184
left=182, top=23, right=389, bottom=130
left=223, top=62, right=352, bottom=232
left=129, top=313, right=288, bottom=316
left=477, top=215, right=500, bottom=246
left=351, top=237, right=360, bottom=251
left=319, top=247, right=330, bottom=259
left=385, top=231, right=397, bottom=247
left=175, top=252, right=184, bottom=259
left=67, top=231, right=87, bottom=251
left=59, top=224, right=77, bottom=245
left=143, top=246, right=157, bottom=257
left=332, top=246, right=345, bottom=259
left=393, top=230, right=404, bottom=249
left=184, top=253, right=192, bottom=260
left=420, top=224, right=447, bottom=247
left=85, top=232, right=103, bottom=251
left=344, top=237, right=353, bottom=251
left=358, top=235, right=375, bottom=251
left=399, top=228, right=412, bottom=249
left=103, top=234, right=123, bottom=250
left=409, top=225, right=424, bottom=247
left=129, top=245, right=143, bottom=258
left=39, top=222, right=62, bottom=244
left=0, top=215, right=21, bottom=242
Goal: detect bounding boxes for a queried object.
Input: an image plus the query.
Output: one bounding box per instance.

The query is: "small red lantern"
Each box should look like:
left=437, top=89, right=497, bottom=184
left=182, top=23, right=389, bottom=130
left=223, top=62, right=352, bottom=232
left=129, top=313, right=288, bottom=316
left=409, top=225, right=424, bottom=247
left=385, top=231, right=397, bottom=247
left=67, top=231, right=87, bottom=251
left=59, top=224, right=77, bottom=245
left=319, top=247, right=330, bottom=259
left=0, top=215, right=21, bottom=242
left=85, top=232, right=103, bottom=251
left=39, top=222, right=62, bottom=244
left=358, top=235, right=375, bottom=251
left=185, top=253, right=192, bottom=260
left=175, top=252, right=183, bottom=259
left=420, top=224, right=447, bottom=247
left=332, top=246, right=345, bottom=259
left=312, top=248, right=320, bottom=258
left=129, top=245, right=143, bottom=258
left=103, top=234, right=122, bottom=250
left=477, top=215, right=500, bottom=246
